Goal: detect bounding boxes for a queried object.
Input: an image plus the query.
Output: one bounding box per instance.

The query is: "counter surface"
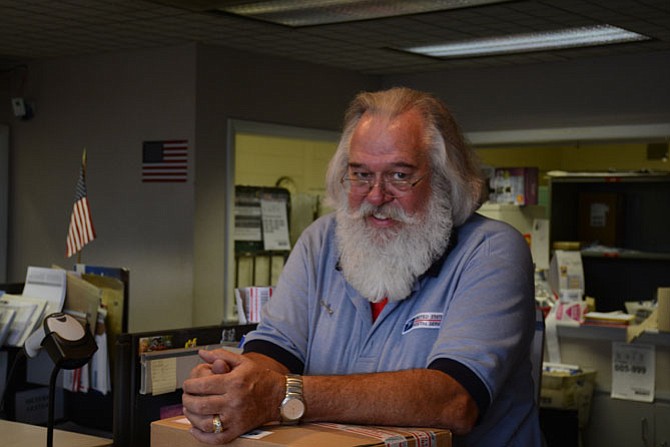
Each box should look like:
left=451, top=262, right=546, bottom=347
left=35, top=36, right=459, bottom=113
left=1, top=419, right=113, bottom=447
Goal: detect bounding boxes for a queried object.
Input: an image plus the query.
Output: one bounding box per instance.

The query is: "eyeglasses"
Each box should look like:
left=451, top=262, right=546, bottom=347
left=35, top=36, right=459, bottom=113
left=340, top=173, right=426, bottom=197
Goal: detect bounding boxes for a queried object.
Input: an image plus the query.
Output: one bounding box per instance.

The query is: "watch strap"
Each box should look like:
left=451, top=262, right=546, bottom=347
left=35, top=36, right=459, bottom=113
left=280, top=374, right=305, bottom=424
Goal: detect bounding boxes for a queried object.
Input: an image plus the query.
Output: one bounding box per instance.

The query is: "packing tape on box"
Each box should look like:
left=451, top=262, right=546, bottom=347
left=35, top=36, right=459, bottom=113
left=314, top=423, right=439, bottom=446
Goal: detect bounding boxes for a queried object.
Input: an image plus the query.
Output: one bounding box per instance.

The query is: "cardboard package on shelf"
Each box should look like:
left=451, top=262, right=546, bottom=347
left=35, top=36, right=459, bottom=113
left=540, top=368, right=597, bottom=428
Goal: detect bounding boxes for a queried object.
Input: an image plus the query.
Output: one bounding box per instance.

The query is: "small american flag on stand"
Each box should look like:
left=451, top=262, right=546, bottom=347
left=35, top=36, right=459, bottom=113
left=66, top=150, right=96, bottom=258
left=142, top=140, right=188, bottom=183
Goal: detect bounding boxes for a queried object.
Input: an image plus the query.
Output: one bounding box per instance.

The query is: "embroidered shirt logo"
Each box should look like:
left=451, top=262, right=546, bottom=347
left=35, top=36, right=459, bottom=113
left=402, top=312, right=443, bottom=334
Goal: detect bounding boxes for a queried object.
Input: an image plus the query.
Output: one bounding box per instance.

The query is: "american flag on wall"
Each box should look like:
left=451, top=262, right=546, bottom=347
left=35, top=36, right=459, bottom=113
left=141, top=140, right=188, bottom=183
left=66, top=150, right=96, bottom=258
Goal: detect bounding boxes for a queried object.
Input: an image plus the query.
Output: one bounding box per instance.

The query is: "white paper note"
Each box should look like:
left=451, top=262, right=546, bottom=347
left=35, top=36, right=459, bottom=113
left=151, top=357, right=177, bottom=395
left=261, top=197, right=291, bottom=251
left=22, top=266, right=66, bottom=315
left=531, top=218, right=550, bottom=270
left=611, top=342, right=655, bottom=402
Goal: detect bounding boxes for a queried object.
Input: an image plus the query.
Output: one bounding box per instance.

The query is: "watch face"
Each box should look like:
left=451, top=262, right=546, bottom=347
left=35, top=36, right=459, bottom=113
left=282, top=397, right=305, bottom=420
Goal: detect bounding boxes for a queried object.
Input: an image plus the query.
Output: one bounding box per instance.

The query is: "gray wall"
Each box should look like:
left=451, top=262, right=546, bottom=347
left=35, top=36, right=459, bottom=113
left=2, top=43, right=669, bottom=331
left=3, top=43, right=376, bottom=331
left=384, top=51, right=670, bottom=133
left=6, top=45, right=197, bottom=331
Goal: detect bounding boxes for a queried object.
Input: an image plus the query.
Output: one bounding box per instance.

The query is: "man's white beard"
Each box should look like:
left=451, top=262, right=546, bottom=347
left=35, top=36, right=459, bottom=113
left=335, top=191, right=453, bottom=303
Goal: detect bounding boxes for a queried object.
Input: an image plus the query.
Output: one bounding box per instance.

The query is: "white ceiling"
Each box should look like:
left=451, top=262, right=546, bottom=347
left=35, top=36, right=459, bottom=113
left=0, top=0, right=669, bottom=75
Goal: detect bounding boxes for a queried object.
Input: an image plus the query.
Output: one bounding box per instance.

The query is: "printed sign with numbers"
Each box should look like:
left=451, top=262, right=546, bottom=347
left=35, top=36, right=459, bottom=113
left=611, top=342, right=655, bottom=402
left=261, top=197, right=291, bottom=251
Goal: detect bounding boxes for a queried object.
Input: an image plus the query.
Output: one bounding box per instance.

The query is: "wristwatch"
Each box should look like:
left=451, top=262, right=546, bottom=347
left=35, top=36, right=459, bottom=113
left=279, top=374, right=305, bottom=424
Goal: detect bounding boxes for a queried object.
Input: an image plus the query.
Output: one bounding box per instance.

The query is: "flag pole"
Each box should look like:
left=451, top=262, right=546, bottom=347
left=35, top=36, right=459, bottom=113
left=78, top=148, right=86, bottom=265
left=82, top=148, right=87, bottom=177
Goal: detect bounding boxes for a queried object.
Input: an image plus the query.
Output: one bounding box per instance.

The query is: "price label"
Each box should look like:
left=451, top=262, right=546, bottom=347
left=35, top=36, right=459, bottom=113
left=611, top=342, right=655, bottom=402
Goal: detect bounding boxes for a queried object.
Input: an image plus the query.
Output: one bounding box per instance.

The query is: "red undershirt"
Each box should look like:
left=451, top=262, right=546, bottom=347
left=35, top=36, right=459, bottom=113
left=371, top=297, right=388, bottom=322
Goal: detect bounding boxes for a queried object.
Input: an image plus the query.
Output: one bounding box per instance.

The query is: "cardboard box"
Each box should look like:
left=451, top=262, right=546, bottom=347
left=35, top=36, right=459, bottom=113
left=151, top=416, right=451, bottom=447
left=489, top=167, right=538, bottom=206
left=540, top=369, right=596, bottom=428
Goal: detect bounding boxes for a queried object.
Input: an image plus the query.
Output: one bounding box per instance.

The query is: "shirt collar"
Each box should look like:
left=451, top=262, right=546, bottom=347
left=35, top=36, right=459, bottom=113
left=423, top=229, right=458, bottom=278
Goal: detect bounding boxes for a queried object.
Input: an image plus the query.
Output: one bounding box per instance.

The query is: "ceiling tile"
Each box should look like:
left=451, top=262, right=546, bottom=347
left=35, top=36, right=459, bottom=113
left=0, top=0, right=668, bottom=74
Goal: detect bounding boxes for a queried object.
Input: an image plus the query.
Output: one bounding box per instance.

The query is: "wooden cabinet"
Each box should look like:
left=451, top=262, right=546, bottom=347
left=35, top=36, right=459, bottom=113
left=586, top=395, right=670, bottom=447
left=655, top=402, right=670, bottom=447
left=586, top=394, right=655, bottom=447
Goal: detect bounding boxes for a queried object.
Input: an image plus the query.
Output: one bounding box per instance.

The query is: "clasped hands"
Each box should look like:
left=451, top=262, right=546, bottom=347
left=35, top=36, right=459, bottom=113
left=182, top=349, right=286, bottom=445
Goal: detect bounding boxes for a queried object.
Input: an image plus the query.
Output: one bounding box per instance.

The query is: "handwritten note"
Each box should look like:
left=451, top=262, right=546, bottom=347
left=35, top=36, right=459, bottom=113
left=151, top=357, right=177, bottom=395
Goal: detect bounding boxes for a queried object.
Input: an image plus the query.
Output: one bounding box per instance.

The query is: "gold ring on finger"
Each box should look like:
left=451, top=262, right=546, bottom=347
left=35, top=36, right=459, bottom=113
left=212, top=414, right=223, bottom=433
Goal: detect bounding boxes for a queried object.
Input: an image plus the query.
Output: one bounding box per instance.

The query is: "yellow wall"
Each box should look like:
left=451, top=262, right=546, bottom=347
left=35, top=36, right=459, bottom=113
left=236, top=137, right=670, bottom=199
left=235, top=133, right=337, bottom=193
left=238, top=137, right=669, bottom=192
left=476, top=142, right=669, bottom=186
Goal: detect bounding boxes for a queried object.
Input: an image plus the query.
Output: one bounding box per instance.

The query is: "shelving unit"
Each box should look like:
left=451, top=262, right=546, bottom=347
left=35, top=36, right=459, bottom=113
left=234, top=185, right=291, bottom=288
left=557, top=323, right=670, bottom=347
left=548, top=171, right=670, bottom=312
left=235, top=250, right=290, bottom=288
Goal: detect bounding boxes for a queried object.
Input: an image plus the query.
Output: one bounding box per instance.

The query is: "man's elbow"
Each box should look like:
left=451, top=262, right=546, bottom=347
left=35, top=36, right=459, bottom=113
left=439, top=393, right=479, bottom=435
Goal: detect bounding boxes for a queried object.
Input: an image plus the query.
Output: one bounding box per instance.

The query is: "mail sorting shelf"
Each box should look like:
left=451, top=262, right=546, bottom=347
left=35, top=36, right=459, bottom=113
left=234, top=250, right=290, bottom=288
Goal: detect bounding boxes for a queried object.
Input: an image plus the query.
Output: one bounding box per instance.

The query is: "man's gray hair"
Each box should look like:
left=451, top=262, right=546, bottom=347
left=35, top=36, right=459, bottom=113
left=325, top=87, right=483, bottom=226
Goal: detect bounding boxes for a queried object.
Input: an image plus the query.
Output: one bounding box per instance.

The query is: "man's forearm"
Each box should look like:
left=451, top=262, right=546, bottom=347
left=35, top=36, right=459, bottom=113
left=301, top=368, right=478, bottom=435
left=243, top=351, right=291, bottom=374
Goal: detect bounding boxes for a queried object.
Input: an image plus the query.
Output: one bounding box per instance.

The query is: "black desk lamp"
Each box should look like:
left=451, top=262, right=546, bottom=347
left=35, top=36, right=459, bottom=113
left=24, top=313, right=98, bottom=447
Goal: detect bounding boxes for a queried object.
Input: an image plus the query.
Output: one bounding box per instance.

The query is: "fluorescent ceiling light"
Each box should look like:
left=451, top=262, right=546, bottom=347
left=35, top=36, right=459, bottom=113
left=218, top=0, right=510, bottom=27
left=403, top=25, right=650, bottom=58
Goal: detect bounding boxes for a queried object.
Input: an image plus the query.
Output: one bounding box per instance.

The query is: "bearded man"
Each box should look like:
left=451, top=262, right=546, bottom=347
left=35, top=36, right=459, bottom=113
left=182, top=87, right=542, bottom=447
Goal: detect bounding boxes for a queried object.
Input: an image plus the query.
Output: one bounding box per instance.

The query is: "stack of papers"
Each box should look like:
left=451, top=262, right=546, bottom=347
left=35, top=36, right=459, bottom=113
left=0, top=306, right=17, bottom=346
left=22, top=266, right=67, bottom=315
left=235, top=286, right=273, bottom=324
left=0, top=294, right=48, bottom=347
left=584, top=311, right=636, bottom=327
left=0, top=266, right=67, bottom=348
left=542, top=362, right=582, bottom=374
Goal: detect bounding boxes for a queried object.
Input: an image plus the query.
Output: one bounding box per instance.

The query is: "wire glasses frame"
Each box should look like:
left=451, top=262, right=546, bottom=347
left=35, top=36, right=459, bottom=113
left=340, top=174, right=426, bottom=197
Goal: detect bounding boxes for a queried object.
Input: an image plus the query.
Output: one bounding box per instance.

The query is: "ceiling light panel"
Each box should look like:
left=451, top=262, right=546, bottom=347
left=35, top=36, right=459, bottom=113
left=402, top=25, right=650, bottom=58
left=218, top=0, right=511, bottom=27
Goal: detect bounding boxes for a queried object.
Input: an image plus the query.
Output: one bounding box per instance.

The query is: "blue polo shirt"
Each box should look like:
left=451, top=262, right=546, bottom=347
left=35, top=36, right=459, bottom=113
left=243, top=212, right=542, bottom=446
